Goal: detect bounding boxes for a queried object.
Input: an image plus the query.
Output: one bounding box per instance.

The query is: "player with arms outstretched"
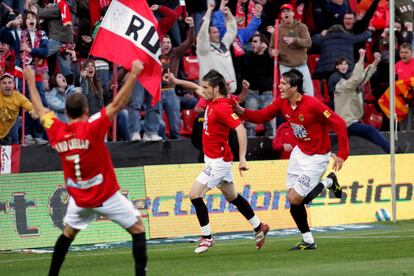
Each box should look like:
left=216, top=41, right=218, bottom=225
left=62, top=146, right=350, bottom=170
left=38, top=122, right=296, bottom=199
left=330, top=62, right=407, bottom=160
left=234, top=69, right=349, bottom=250
left=23, top=61, right=147, bottom=276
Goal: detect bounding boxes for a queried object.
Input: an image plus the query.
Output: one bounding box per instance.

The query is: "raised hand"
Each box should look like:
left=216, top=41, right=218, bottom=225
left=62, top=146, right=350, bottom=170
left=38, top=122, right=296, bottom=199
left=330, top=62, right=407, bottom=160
left=130, top=60, right=144, bottom=78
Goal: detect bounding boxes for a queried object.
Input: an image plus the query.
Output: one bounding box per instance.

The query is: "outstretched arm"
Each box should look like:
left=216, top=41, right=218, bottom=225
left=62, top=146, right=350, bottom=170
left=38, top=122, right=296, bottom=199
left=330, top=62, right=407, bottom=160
left=163, top=71, right=205, bottom=99
left=23, top=66, right=50, bottom=118
left=106, top=60, right=144, bottom=121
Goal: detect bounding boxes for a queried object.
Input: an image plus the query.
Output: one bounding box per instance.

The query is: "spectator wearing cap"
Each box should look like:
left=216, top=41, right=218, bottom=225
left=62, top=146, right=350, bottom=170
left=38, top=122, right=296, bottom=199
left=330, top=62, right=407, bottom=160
left=0, top=73, right=37, bottom=145
left=270, top=3, right=313, bottom=96
left=0, top=27, right=16, bottom=76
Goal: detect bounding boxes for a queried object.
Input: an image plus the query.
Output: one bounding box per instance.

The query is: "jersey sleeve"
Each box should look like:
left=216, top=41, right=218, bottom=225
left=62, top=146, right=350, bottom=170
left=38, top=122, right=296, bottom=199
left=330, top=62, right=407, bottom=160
left=88, top=108, right=112, bottom=140
left=315, top=100, right=350, bottom=160
left=243, top=98, right=281, bottom=123
left=40, top=111, right=59, bottom=143
left=216, top=103, right=242, bottom=129
left=40, top=111, right=57, bottom=130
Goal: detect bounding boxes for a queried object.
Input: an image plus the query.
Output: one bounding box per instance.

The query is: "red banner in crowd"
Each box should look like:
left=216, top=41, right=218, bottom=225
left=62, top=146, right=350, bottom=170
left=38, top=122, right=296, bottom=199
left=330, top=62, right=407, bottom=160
left=55, top=0, right=72, bottom=26
left=90, top=0, right=162, bottom=105
left=0, top=145, right=21, bottom=174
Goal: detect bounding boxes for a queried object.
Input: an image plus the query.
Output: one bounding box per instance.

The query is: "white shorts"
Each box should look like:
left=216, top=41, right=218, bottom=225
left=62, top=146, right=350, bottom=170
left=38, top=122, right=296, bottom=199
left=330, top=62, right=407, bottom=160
left=64, top=191, right=141, bottom=230
left=286, top=146, right=331, bottom=197
left=196, top=156, right=233, bottom=188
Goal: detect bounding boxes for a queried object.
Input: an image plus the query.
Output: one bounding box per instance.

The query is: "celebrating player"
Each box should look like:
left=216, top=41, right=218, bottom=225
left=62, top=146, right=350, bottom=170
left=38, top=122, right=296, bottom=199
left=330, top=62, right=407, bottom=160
left=234, top=69, right=349, bottom=250
left=23, top=61, right=147, bottom=275
left=165, top=70, right=269, bottom=254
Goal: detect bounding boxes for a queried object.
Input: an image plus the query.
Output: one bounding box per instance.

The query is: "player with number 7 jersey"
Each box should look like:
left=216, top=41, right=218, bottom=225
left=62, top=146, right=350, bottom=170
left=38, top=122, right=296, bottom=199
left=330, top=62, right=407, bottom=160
left=42, top=109, right=118, bottom=208
left=24, top=60, right=148, bottom=276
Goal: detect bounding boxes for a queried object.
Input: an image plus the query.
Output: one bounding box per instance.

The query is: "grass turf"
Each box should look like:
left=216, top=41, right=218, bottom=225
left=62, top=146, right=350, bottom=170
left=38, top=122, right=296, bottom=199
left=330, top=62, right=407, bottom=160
left=1, top=220, right=414, bottom=275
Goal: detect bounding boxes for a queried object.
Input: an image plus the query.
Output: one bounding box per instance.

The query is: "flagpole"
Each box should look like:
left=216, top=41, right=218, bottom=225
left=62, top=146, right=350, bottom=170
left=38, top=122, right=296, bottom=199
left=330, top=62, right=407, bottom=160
left=272, top=19, right=280, bottom=99
left=112, top=63, right=118, bottom=142
left=21, top=37, right=27, bottom=146
left=389, top=0, right=397, bottom=223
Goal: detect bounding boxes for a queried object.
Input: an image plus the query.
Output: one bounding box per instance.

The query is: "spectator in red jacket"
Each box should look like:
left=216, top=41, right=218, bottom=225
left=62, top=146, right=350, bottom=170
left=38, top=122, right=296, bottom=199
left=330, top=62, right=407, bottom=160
left=272, top=121, right=297, bottom=159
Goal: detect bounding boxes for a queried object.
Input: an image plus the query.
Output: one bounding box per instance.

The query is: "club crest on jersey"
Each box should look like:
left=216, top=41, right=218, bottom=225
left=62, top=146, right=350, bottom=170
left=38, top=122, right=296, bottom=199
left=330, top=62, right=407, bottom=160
left=298, top=114, right=304, bottom=122
left=231, top=113, right=239, bottom=120
left=323, top=110, right=331, bottom=118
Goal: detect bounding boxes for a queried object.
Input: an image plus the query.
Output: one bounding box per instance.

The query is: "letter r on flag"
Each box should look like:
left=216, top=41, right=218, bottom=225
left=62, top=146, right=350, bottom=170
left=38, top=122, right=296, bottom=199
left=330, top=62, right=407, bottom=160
left=90, top=0, right=162, bottom=105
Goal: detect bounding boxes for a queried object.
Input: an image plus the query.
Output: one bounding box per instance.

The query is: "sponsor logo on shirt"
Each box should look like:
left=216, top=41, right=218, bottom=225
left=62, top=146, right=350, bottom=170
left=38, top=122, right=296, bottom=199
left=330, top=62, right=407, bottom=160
left=291, top=123, right=309, bottom=140
left=231, top=113, right=239, bottom=120
left=323, top=110, right=331, bottom=118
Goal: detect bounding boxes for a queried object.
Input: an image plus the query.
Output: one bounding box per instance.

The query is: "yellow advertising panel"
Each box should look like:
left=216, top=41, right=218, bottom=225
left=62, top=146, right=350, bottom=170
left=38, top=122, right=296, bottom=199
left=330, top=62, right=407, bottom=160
left=310, top=154, right=414, bottom=226
left=144, top=161, right=296, bottom=239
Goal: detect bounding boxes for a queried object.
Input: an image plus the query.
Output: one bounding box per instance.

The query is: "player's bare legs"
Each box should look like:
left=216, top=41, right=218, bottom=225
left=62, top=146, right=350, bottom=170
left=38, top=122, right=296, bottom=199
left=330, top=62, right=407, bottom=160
left=48, top=225, right=80, bottom=276
left=219, top=181, right=269, bottom=250
left=127, top=219, right=147, bottom=276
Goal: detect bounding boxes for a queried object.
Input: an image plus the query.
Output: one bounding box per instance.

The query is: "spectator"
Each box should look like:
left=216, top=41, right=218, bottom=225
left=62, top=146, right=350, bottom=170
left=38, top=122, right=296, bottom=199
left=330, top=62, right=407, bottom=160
left=212, top=1, right=263, bottom=57
left=313, top=24, right=371, bottom=80
left=0, top=27, right=15, bottom=76
left=241, top=33, right=275, bottom=137
left=0, top=73, right=37, bottom=145
left=395, top=0, right=413, bottom=42
left=46, top=73, right=81, bottom=122
left=135, top=3, right=179, bottom=142
left=272, top=121, right=297, bottom=160
left=6, top=11, right=49, bottom=144
left=270, top=4, right=313, bottom=96
left=395, top=42, right=414, bottom=130
left=395, top=42, right=414, bottom=82
left=80, top=60, right=130, bottom=142
left=314, top=24, right=371, bottom=109
left=196, top=2, right=237, bottom=93
left=332, top=50, right=395, bottom=153
left=343, top=1, right=380, bottom=35
left=161, top=17, right=195, bottom=139
left=36, top=0, right=77, bottom=81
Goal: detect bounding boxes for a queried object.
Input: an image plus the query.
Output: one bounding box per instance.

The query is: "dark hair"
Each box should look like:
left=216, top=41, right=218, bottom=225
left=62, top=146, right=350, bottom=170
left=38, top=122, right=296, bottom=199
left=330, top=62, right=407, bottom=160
left=48, top=73, right=66, bottom=89
left=281, top=69, right=304, bottom=94
left=22, top=11, right=39, bottom=29
left=335, top=57, right=348, bottom=66
left=344, top=11, right=356, bottom=17
left=82, top=60, right=104, bottom=97
left=202, top=70, right=227, bottom=96
left=253, top=33, right=269, bottom=47
left=65, top=93, right=88, bottom=119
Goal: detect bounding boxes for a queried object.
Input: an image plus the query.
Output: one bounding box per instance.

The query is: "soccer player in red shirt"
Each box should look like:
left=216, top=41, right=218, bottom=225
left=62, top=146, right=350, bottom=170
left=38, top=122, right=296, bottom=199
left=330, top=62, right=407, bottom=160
left=235, top=69, right=349, bottom=250
left=23, top=61, right=147, bottom=275
left=164, top=70, right=269, bottom=254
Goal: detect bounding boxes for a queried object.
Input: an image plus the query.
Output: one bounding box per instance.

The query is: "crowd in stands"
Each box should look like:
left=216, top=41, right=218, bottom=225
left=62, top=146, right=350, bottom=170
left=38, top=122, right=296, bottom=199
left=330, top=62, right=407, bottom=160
left=0, top=0, right=413, bottom=157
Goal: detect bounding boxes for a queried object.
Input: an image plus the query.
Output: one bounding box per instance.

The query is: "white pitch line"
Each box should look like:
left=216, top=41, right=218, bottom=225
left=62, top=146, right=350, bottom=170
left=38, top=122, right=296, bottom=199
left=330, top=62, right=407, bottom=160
left=2, top=228, right=414, bottom=264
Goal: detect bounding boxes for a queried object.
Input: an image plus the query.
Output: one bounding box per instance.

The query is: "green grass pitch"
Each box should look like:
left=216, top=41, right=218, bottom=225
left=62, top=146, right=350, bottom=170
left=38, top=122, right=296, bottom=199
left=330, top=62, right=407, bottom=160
left=1, top=220, right=413, bottom=275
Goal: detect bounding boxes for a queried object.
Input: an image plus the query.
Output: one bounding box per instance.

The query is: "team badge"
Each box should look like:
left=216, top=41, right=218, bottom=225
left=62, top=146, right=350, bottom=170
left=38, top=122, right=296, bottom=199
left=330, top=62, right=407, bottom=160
left=231, top=113, right=239, bottom=120
left=298, top=114, right=304, bottom=122
left=323, top=110, right=331, bottom=118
